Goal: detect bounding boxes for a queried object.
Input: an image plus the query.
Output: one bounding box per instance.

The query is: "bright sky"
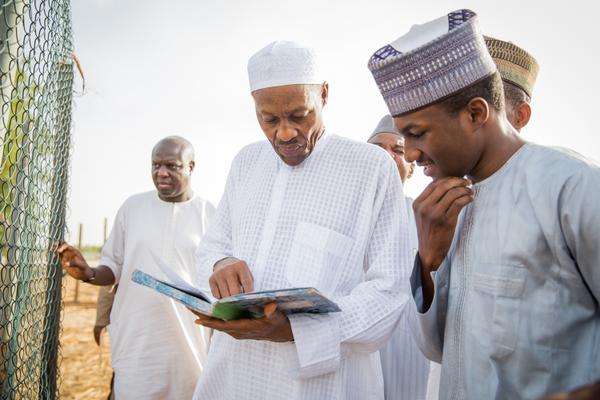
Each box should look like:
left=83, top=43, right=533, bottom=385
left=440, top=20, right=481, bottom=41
left=68, top=0, right=600, bottom=245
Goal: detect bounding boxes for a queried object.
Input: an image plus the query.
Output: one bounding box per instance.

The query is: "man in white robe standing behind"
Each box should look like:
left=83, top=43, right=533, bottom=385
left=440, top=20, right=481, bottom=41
left=192, top=41, right=412, bottom=400
left=368, top=9, right=600, bottom=399
left=368, top=115, right=438, bottom=400
left=58, top=136, right=214, bottom=399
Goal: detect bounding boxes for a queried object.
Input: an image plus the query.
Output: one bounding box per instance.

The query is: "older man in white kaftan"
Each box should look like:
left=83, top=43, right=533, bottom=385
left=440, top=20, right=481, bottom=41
left=192, top=41, right=412, bottom=400
left=58, top=137, right=214, bottom=400
left=368, top=9, right=600, bottom=399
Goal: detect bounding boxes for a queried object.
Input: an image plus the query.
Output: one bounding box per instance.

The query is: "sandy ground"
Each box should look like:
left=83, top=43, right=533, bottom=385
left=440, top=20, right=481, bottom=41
left=59, top=260, right=112, bottom=400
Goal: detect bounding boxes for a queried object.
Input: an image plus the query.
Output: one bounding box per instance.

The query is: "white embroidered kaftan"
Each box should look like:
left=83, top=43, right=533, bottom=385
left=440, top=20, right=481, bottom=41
left=100, top=191, right=214, bottom=399
left=194, top=135, right=412, bottom=400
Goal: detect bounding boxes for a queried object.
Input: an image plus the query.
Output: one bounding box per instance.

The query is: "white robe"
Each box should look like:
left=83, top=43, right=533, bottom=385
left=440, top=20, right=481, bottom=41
left=379, top=197, right=438, bottom=400
left=100, top=191, right=214, bottom=400
left=193, top=135, right=412, bottom=400
left=410, top=143, right=600, bottom=399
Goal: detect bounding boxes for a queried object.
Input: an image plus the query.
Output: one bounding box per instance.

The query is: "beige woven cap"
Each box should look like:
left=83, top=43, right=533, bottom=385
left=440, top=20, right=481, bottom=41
left=484, top=36, right=539, bottom=97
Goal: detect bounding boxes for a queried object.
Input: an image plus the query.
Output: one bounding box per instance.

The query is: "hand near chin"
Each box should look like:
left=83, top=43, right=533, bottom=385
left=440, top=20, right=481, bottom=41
left=413, top=176, right=474, bottom=272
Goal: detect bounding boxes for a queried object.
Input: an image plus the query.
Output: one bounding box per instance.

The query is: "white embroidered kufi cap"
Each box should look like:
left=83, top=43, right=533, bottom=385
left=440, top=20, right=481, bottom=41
left=368, top=9, right=497, bottom=116
left=248, top=41, right=324, bottom=92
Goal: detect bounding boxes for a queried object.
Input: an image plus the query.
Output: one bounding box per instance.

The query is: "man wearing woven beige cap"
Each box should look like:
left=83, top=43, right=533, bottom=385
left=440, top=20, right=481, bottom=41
left=485, top=36, right=539, bottom=131
left=368, top=9, right=600, bottom=400
left=192, top=41, right=413, bottom=399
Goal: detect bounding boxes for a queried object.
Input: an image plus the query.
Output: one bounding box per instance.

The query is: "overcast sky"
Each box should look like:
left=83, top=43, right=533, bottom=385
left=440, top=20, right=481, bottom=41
left=67, top=0, right=600, bottom=245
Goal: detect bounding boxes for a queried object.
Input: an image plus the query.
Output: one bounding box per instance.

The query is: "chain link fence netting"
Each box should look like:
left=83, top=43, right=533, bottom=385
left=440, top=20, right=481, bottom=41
left=0, top=0, right=73, bottom=398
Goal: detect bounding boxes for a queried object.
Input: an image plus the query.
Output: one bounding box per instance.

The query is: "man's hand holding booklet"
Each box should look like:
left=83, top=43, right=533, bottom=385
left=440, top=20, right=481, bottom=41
left=131, top=268, right=341, bottom=321
left=132, top=255, right=340, bottom=342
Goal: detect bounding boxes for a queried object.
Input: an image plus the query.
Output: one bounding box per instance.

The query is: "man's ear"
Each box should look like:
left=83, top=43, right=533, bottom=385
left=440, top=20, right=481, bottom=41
left=320, top=82, right=329, bottom=107
left=514, top=101, right=532, bottom=130
left=189, top=160, right=195, bottom=173
left=465, top=97, right=490, bottom=129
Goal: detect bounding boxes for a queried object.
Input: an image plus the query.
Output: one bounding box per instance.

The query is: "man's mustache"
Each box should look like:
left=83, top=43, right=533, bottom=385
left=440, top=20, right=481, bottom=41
left=274, top=139, right=303, bottom=147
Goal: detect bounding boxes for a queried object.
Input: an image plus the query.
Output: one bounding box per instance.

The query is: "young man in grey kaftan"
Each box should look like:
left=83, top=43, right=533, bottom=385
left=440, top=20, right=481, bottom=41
left=368, top=9, right=600, bottom=399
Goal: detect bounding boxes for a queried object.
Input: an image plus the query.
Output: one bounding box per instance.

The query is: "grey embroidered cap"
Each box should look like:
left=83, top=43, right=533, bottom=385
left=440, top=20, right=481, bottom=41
left=368, top=9, right=497, bottom=116
left=368, top=115, right=400, bottom=142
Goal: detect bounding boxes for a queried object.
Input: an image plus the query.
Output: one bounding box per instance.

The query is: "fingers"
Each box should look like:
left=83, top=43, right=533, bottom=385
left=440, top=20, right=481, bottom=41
left=57, top=243, right=69, bottom=254
left=57, top=243, right=87, bottom=272
left=208, top=276, right=222, bottom=299
left=437, top=185, right=473, bottom=213
left=225, top=271, right=242, bottom=297
left=195, top=317, right=226, bottom=329
left=428, top=177, right=470, bottom=205
left=62, top=256, right=71, bottom=268
left=195, top=316, right=218, bottom=328
left=210, top=259, right=253, bottom=299
left=264, top=302, right=277, bottom=318
left=208, top=271, right=229, bottom=299
left=213, top=273, right=231, bottom=298
left=446, top=193, right=474, bottom=221
left=57, top=242, right=78, bottom=255
left=195, top=315, right=248, bottom=331
left=417, top=177, right=469, bottom=206
left=414, top=177, right=472, bottom=220
left=63, top=258, right=87, bottom=271
left=190, top=310, right=241, bottom=335
left=238, top=266, right=254, bottom=294
left=193, top=312, right=215, bottom=324
left=194, top=305, right=285, bottom=342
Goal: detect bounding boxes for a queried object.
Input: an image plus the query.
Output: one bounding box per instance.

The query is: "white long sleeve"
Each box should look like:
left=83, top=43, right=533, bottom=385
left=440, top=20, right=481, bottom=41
left=408, top=257, right=450, bottom=363
left=194, top=135, right=413, bottom=400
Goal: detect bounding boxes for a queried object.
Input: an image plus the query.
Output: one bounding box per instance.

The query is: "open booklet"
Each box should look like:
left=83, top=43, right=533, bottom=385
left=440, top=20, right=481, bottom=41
left=131, top=269, right=341, bottom=321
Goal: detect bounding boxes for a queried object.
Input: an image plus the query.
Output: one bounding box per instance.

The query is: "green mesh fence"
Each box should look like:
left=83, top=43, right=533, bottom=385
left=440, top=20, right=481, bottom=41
left=0, top=0, right=73, bottom=398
